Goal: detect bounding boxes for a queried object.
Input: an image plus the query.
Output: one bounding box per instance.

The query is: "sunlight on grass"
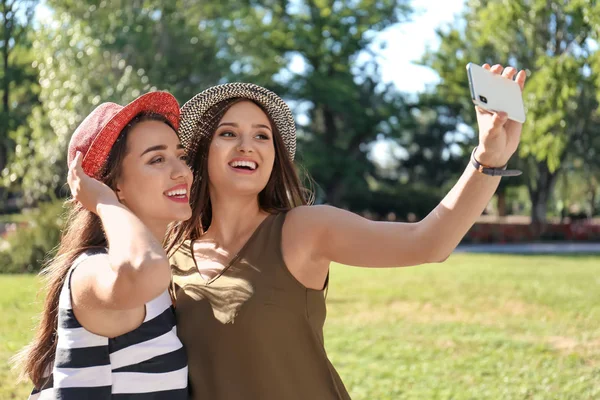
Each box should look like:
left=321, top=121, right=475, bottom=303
left=324, top=254, right=600, bottom=399
left=0, top=275, right=42, bottom=399
left=1, top=254, right=599, bottom=399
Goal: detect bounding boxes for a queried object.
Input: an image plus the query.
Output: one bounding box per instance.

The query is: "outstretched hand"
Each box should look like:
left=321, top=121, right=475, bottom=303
left=68, top=151, right=119, bottom=214
left=474, top=63, right=527, bottom=168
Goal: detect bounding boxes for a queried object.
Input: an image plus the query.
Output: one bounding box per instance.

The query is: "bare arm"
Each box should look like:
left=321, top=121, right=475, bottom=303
left=289, top=164, right=499, bottom=269
left=69, top=152, right=170, bottom=311
left=284, top=64, right=527, bottom=284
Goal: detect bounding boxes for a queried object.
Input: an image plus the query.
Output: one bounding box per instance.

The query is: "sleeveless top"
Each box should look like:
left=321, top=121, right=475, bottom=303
left=171, top=212, right=351, bottom=400
left=30, top=249, right=189, bottom=400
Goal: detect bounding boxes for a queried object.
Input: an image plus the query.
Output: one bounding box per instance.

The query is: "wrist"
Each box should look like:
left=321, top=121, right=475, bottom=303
left=470, top=147, right=522, bottom=177
left=473, top=146, right=507, bottom=168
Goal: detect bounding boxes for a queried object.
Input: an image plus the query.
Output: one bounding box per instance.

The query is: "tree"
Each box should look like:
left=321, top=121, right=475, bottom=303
left=203, top=0, right=416, bottom=207
left=399, top=93, right=474, bottom=189
left=6, top=0, right=230, bottom=201
left=45, top=0, right=228, bottom=102
left=423, top=0, right=600, bottom=225
left=6, top=11, right=148, bottom=202
left=553, top=159, right=600, bottom=220
left=0, top=0, right=38, bottom=189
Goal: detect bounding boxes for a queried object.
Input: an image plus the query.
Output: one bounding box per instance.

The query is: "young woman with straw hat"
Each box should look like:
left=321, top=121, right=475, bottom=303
left=14, top=92, right=191, bottom=399
left=168, top=64, right=527, bottom=399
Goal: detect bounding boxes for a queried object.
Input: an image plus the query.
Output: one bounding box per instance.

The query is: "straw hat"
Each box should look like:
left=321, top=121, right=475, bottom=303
left=179, top=83, right=296, bottom=161
left=68, top=91, right=180, bottom=178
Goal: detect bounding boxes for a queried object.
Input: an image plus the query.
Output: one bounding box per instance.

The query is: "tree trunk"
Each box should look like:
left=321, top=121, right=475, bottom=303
left=1, top=0, right=11, bottom=174
left=589, top=182, right=597, bottom=218
left=496, top=189, right=507, bottom=216
left=531, top=189, right=549, bottom=224
left=2, top=0, right=10, bottom=115
left=324, top=174, right=345, bottom=207
left=528, top=162, right=559, bottom=238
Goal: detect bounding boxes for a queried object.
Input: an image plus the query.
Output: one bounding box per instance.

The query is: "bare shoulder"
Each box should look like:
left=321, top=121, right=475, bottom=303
left=70, top=252, right=111, bottom=289
left=285, top=204, right=338, bottom=227
left=70, top=251, right=145, bottom=336
left=283, top=205, right=330, bottom=245
left=282, top=205, right=335, bottom=289
left=286, top=204, right=362, bottom=234
left=70, top=252, right=112, bottom=306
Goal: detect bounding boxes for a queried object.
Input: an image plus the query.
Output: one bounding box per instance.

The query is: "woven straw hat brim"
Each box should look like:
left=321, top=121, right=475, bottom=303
left=81, top=92, right=180, bottom=177
left=179, top=83, right=296, bottom=161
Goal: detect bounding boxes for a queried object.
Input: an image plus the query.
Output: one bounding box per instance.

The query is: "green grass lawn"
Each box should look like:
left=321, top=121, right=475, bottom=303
left=2, top=254, right=599, bottom=399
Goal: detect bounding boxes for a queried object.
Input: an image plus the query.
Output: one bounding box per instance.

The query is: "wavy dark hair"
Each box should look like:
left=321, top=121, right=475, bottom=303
left=12, top=112, right=175, bottom=388
left=167, top=98, right=313, bottom=252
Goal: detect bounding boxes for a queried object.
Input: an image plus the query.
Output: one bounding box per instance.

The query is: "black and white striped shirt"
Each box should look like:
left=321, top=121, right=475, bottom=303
left=30, top=250, right=188, bottom=399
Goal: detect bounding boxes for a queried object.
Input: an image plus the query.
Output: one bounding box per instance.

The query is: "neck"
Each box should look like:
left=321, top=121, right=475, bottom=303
left=206, top=188, right=267, bottom=247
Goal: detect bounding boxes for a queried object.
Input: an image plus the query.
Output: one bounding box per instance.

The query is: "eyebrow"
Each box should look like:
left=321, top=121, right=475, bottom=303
left=140, top=144, right=185, bottom=157
left=217, top=122, right=272, bottom=131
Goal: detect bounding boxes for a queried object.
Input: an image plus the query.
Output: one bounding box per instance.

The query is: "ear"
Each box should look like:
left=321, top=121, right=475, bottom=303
left=114, top=183, right=124, bottom=202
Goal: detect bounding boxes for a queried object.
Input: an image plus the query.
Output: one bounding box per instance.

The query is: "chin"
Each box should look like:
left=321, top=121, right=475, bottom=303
left=232, top=188, right=265, bottom=198
left=230, top=181, right=268, bottom=194
left=156, top=209, right=192, bottom=223
left=174, top=210, right=193, bottom=221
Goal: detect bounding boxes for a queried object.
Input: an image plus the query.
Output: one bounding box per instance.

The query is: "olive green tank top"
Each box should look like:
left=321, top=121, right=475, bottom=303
left=171, top=212, right=351, bottom=400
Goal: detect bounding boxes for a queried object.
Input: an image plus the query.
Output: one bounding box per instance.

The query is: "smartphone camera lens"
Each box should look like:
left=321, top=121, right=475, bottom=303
left=479, top=95, right=488, bottom=104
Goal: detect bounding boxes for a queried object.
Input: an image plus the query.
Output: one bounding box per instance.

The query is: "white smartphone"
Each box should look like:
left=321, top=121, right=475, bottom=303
left=466, top=62, right=526, bottom=123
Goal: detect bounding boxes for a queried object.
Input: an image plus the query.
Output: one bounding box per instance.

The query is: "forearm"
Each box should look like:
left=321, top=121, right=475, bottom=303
left=96, top=200, right=168, bottom=277
left=419, top=162, right=500, bottom=261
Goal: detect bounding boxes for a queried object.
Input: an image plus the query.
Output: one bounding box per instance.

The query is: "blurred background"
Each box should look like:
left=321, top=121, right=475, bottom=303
left=2, top=0, right=600, bottom=263
left=1, top=1, right=600, bottom=399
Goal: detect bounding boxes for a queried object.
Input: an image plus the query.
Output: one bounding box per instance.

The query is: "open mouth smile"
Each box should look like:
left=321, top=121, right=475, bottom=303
left=164, top=184, right=189, bottom=203
left=229, top=159, right=258, bottom=174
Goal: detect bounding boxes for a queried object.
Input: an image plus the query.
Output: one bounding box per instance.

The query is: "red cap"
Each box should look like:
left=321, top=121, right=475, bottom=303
left=67, top=91, right=180, bottom=178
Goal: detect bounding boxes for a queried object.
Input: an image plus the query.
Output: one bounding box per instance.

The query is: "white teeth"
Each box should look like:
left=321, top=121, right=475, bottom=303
left=229, top=160, right=257, bottom=170
left=166, top=188, right=187, bottom=197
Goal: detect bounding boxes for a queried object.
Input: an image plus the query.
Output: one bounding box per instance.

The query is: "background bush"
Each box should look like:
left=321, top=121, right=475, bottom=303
left=0, top=201, right=65, bottom=273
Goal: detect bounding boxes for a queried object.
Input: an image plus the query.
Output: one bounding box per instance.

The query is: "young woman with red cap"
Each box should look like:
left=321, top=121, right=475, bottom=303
left=168, top=64, right=527, bottom=399
left=14, top=92, right=191, bottom=399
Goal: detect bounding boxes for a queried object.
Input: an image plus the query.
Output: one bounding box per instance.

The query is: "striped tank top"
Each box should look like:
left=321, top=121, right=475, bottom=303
left=30, top=249, right=189, bottom=399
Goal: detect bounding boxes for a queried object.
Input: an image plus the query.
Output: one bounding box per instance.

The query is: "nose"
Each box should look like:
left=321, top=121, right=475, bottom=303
left=236, top=133, right=254, bottom=154
left=171, top=156, right=192, bottom=182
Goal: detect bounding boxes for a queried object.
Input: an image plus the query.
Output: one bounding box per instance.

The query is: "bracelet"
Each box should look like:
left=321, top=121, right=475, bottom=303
left=470, top=147, right=522, bottom=177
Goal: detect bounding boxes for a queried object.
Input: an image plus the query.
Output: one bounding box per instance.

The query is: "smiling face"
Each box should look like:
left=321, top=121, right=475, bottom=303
left=206, top=100, right=276, bottom=197
left=114, top=120, right=193, bottom=224
left=168, top=98, right=309, bottom=239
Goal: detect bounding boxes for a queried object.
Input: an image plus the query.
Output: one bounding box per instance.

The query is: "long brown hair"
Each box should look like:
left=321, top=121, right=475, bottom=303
left=167, top=98, right=313, bottom=251
left=12, top=112, right=175, bottom=388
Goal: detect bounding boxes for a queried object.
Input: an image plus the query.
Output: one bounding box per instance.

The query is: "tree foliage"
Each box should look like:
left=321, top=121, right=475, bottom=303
left=205, top=0, right=418, bottom=206
left=423, top=0, right=600, bottom=223
left=5, top=0, right=229, bottom=202
left=4, top=0, right=599, bottom=222
left=1, top=0, right=39, bottom=186
left=6, top=11, right=148, bottom=202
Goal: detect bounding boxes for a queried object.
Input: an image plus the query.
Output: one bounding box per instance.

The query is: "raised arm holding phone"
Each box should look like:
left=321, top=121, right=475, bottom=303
left=168, top=63, right=528, bottom=400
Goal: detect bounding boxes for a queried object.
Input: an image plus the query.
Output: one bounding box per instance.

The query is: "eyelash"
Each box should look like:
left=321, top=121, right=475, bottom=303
left=219, top=131, right=270, bottom=140
left=149, top=155, right=188, bottom=164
